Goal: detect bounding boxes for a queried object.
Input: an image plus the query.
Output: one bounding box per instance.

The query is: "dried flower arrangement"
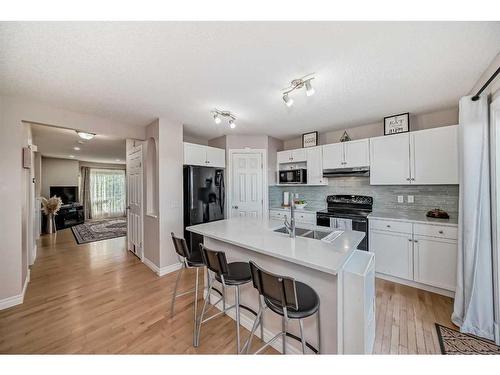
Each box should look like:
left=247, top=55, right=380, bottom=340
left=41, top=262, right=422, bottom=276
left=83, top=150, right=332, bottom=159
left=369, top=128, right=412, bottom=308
left=41, top=196, right=63, bottom=215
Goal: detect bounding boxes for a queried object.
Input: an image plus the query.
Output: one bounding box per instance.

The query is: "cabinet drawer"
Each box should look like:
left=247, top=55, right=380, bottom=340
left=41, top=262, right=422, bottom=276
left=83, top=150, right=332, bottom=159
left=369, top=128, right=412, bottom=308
left=369, top=219, right=412, bottom=234
left=295, top=211, right=316, bottom=224
left=413, top=223, right=458, bottom=240
left=269, top=210, right=286, bottom=220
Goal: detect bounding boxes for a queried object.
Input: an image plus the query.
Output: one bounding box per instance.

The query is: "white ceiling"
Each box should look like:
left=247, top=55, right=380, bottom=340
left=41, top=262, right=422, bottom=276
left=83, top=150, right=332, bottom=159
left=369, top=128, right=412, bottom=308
left=31, top=123, right=126, bottom=164
left=2, top=22, right=500, bottom=140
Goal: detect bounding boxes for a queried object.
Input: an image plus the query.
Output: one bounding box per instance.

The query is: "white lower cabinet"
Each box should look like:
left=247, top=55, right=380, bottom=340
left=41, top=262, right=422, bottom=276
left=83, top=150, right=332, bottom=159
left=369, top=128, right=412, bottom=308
left=413, top=235, right=457, bottom=291
left=369, top=218, right=457, bottom=294
left=369, top=230, right=413, bottom=280
left=269, top=210, right=316, bottom=225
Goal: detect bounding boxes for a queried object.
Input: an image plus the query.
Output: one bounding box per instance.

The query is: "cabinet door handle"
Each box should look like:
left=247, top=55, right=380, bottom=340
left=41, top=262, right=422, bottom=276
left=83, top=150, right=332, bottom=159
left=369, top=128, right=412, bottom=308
left=411, top=178, right=415, bottom=181
left=408, top=238, right=412, bottom=242
left=414, top=240, right=418, bottom=243
left=438, top=230, right=444, bottom=234
left=386, top=225, right=391, bottom=228
left=406, top=178, right=411, bottom=181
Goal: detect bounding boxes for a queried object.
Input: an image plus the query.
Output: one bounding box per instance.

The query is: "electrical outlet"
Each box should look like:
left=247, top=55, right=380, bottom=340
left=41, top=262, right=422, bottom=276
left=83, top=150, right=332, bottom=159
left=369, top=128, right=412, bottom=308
left=397, top=195, right=404, bottom=203
left=407, top=195, right=414, bottom=203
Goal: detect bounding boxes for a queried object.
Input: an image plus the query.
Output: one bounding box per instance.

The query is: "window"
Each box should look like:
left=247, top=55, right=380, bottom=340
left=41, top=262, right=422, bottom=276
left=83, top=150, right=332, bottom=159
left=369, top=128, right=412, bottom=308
left=89, top=169, right=126, bottom=219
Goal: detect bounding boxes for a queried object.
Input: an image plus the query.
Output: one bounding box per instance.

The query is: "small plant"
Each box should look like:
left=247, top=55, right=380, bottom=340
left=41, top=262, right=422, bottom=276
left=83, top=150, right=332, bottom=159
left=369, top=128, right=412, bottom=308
left=41, top=196, right=63, bottom=215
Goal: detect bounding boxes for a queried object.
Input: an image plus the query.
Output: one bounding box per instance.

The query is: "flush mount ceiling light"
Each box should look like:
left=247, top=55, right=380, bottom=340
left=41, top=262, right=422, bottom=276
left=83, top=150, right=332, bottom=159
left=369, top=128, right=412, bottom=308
left=76, top=131, right=96, bottom=140
left=282, top=73, right=315, bottom=106
left=211, top=109, right=237, bottom=129
left=73, top=146, right=81, bottom=151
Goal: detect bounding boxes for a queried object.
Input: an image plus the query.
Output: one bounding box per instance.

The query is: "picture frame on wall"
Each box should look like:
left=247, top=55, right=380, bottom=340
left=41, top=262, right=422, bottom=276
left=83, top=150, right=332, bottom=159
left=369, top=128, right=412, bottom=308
left=302, top=131, right=318, bottom=148
left=384, top=112, right=410, bottom=135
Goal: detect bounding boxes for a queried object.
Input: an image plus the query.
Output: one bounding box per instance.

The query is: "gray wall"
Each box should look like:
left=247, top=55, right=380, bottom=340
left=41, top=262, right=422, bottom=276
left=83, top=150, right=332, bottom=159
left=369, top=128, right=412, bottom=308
left=283, top=107, right=458, bottom=150
left=269, top=177, right=459, bottom=214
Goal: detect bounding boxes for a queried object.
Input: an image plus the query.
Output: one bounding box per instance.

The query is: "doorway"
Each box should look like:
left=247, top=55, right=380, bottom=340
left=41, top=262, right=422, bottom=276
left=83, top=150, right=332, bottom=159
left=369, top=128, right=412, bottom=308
left=228, top=149, right=267, bottom=219
left=126, top=144, right=144, bottom=260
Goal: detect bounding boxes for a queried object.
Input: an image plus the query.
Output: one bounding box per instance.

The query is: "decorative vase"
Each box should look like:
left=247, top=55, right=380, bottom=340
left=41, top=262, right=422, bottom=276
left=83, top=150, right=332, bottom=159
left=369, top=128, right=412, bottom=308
left=45, top=213, right=57, bottom=234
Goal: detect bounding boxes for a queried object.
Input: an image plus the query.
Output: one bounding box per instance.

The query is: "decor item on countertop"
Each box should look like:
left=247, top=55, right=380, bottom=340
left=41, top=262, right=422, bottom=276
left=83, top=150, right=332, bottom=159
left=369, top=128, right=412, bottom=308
left=71, top=217, right=127, bottom=244
left=41, top=196, right=63, bottom=234
left=283, top=191, right=290, bottom=207
left=302, top=131, right=318, bottom=148
left=294, top=198, right=307, bottom=209
left=340, top=130, right=351, bottom=142
left=384, top=112, right=410, bottom=135
left=435, top=323, right=500, bottom=354
left=426, top=208, right=450, bottom=219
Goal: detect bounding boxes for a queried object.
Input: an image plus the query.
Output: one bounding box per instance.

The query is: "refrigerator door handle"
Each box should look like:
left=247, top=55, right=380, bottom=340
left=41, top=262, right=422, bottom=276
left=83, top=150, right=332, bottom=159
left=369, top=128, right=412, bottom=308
left=190, top=168, right=195, bottom=210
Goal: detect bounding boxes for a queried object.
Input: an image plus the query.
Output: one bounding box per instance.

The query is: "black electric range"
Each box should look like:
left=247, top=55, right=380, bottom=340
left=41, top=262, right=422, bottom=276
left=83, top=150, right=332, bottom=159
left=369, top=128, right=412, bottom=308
left=316, top=195, right=373, bottom=250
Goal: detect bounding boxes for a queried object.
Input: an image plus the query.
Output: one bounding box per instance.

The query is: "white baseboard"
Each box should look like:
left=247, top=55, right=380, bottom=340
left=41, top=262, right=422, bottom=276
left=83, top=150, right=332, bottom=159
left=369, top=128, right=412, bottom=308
left=376, top=273, right=455, bottom=298
left=494, top=322, right=500, bottom=346
left=143, top=257, right=182, bottom=277
left=205, top=290, right=303, bottom=355
left=0, top=269, right=30, bottom=311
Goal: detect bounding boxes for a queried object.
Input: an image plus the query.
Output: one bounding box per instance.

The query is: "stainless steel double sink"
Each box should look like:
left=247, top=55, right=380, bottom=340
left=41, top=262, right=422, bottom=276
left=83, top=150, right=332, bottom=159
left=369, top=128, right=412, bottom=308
left=273, top=226, right=331, bottom=240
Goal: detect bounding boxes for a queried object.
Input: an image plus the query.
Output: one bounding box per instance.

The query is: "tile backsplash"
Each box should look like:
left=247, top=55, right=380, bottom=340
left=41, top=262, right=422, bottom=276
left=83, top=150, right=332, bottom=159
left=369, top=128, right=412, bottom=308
left=269, top=177, right=459, bottom=214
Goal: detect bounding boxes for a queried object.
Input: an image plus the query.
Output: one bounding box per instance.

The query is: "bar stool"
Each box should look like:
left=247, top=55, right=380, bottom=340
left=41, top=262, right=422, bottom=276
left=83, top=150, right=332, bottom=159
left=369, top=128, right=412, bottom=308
left=170, top=232, right=206, bottom=345
left=195, top=244, right=254, bottom=353
left=243, top=261, right=321, bottom=354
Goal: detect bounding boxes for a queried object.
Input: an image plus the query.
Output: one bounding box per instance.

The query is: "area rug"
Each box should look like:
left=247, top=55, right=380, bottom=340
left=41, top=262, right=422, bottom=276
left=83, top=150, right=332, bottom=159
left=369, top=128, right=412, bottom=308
left=435, top=323, right=500, bottom=354
left=71, top=218, right=127, bottom=244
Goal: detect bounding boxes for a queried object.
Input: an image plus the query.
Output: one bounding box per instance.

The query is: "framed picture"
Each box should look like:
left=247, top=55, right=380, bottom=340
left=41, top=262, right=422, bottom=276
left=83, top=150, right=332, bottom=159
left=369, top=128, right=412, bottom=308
left=384, top=113, right=410, bottom=135
left=302, top=131, right=318, bottom=148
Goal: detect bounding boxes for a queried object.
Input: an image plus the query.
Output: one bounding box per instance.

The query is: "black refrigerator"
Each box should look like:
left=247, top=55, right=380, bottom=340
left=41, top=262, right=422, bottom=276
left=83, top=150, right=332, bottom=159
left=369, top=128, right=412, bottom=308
left=183, top=165, right=225, bottom=254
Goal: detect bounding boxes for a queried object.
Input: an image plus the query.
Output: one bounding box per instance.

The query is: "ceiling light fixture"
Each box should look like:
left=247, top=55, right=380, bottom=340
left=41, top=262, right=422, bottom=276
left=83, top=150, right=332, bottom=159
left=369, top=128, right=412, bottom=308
left=76, top=131, right=96, bottom=140
left=69, top=155, right=75, bottom=158
left=281, top=73, right=316, bottom=105
left=73, top=146, right=81, bottom=151
left=211, top=109, right=237, bottom=129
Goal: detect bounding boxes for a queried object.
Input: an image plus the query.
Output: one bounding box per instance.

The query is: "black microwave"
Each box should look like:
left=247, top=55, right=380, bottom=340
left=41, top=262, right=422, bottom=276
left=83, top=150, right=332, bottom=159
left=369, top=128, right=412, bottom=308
left=279, top=169, right=307, bottom=184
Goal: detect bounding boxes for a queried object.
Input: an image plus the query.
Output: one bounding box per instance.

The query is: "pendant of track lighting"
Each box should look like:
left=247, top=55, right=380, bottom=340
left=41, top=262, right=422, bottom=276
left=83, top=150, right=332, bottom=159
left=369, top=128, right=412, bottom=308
left=283, top=94, right=294, bottom=107
left=211, top=109, right=237, bottom=129
left=281, top=73, right=315, bottom=106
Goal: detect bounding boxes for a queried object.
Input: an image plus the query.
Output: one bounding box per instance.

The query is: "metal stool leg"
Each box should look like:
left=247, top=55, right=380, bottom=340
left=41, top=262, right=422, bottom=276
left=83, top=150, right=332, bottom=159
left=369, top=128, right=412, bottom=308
left=298, top=319, right=306, bottom=354
left=316, top=308, right=321, bottom=354
left=235, top=285, right=241, bottom=354
left=195, top=274, right=212, bottom=347
left=282, top=312, right=288, bottom=354
left=192, top=267, right=199, bottom=346
left=170, top=264, right=184, bottom=317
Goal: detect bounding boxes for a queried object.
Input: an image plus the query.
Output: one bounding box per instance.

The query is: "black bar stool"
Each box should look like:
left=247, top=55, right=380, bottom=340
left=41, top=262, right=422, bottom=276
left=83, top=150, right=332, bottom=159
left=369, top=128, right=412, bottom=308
left=243, top=261, right=321, bottom=354
left=195, top=244, right=254, bottom=353
left=170, top=232, right=206, bottom=346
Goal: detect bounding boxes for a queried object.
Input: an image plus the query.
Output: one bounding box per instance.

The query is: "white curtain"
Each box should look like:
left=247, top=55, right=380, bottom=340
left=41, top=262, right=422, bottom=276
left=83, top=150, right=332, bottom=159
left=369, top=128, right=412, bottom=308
left=452, top=95, right=495, bottom=340
left=90, top=168, right=126, bottom=219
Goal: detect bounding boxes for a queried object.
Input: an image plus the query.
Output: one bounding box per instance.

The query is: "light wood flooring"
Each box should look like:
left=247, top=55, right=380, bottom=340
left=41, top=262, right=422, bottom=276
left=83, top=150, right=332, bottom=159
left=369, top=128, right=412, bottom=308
left=0, top=228, right=456, bottom=354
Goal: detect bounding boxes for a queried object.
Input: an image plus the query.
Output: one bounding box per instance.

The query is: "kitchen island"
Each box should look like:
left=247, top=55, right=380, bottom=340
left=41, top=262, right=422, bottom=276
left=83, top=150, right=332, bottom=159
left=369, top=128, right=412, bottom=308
left=187, top=216, right=374, bottom=354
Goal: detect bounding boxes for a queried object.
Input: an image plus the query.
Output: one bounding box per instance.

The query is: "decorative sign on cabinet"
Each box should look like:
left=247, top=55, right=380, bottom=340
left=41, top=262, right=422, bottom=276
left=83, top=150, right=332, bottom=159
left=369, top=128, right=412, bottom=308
left=370, top=125, right=458, bottom=185
left=183, top=142, right=225, bottom=168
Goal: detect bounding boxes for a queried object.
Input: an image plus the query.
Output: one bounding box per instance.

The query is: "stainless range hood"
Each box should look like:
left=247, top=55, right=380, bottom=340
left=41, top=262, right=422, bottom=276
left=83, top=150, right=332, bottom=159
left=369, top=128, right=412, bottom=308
left=322, top=166, right=370, bottom=177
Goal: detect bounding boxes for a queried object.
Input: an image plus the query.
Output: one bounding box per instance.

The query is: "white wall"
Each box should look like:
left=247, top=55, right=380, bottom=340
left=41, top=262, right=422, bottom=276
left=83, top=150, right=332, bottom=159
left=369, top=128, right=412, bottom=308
left=41, top=157, right=80, bottom=198
left=283, top=107, right=459, bottom=150
left=0, top=96, right=146, bottom=305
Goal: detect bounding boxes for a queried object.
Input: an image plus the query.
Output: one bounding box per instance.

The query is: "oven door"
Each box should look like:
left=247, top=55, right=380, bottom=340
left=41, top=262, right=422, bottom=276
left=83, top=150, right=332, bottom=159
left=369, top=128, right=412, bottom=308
left=316, top=213, right=369, bottom=251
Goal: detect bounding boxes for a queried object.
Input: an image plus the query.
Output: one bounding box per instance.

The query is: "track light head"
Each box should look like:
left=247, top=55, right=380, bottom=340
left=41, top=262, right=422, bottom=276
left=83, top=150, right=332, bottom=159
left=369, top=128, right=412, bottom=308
left=305, top=80, right=315, bottom=97
left=283, top=94, right=294, bottom=107
left=229, top=119, right=236, bottom=129
left=214, top=114, right=222, bottom=124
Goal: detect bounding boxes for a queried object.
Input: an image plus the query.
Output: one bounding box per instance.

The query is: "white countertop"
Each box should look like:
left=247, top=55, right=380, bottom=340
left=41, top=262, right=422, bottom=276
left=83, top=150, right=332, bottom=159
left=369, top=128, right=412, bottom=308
left=187, top=217, right=365, bottom=275
left=269, top=206, right=321, bottom=213
left=368, top=210, right=458, bottom=227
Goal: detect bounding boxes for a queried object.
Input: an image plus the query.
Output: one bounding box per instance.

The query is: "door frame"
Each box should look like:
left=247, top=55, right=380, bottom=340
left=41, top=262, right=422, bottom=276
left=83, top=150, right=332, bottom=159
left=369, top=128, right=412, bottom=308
left=491, top=95, right=500, bottom=345
left=126, top=144, right=144, bottom=261
left=227, top=148, right=268, bottom=219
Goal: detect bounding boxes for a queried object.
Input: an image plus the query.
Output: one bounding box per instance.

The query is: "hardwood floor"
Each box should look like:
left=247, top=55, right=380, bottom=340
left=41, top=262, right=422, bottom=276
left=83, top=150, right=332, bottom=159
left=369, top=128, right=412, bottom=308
left=0, top=228, right=455, bottom=354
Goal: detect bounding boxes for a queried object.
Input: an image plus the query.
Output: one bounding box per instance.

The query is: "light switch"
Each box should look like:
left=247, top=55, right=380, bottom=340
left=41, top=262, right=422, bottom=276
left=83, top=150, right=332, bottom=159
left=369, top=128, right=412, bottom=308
left=407, top=195, right=414, bottom=203
left=397, top=195, right=404, bottom=203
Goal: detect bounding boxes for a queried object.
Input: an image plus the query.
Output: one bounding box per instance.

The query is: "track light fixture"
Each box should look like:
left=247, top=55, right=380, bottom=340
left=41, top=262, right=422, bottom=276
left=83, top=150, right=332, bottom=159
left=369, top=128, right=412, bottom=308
left=76, top=131, right=95, bottom=140
left=211, top=109, right=237, bottom=129
left=281, top=73, right=315, bottom=106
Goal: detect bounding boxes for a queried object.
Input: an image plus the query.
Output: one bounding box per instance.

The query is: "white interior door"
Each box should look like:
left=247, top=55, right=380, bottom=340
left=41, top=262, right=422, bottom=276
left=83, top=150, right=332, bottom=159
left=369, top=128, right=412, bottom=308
left=230, top=152, right=263, bottom=218
left=126, top=145, right=144, bottom=259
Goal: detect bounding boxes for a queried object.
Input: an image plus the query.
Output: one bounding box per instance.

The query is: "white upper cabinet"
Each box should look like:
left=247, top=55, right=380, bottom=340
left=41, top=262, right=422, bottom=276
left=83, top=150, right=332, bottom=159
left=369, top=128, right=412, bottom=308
left=183, top=142, right=225, bottom=168
left=370, top=125, right=459, bottom=185
left=276, top=148, right=306, bottom=164
left=205, top=146, right=226, bottom=168
left=306, top=146, right=327, bottom=185
left=323, top=139, right=370, bottom=170
left=370, top=133, right=411, bottom=185
left=344, top=139, right=370, bottom=168
left=322, top=143, right=344, bottom=169
left=411, top=125, right=459, bottom=184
